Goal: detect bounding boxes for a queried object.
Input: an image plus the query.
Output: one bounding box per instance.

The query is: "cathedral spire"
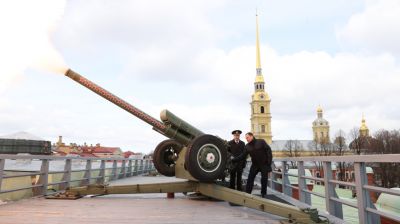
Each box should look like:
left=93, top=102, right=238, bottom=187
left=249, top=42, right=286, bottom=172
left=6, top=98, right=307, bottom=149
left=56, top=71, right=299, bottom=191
left=255, top=13, right=264, bottom=85
left=251, top=12, right=272, bottom=145
left=255, top=12, right=262, bottom=76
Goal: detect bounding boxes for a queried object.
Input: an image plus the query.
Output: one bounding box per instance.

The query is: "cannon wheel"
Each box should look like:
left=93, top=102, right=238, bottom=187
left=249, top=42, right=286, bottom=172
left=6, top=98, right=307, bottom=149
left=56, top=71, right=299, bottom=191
left=185, top=134, right=227, bottom=182
left=153, top=139, right=182, bottom=177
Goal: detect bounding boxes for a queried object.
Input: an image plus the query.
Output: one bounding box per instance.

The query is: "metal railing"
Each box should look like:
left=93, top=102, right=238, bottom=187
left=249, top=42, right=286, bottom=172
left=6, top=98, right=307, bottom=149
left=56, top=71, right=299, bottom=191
left=262, top=154, right=400, bottom=224
left=0, top=154, right=155, bottom=198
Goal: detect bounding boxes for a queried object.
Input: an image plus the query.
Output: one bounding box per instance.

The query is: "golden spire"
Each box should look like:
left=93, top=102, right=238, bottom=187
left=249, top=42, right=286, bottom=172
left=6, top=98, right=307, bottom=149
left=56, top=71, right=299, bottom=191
left=256, top=12, right=262, bottom=70
left=255, top=12, right=264, bottom=83
left=317, top=105, right=323, bottom=113
left=360, top=113, right=368, bottom=130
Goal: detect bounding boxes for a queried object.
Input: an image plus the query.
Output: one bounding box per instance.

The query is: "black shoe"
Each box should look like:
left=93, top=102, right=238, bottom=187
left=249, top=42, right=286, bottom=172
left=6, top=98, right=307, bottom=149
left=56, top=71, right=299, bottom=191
left=261, top=194, right=266, bottom=198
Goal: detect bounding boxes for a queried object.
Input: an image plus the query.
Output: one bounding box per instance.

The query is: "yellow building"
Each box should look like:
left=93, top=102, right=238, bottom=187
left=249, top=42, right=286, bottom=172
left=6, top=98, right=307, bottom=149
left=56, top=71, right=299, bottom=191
left=312, top=105, right=330, bottom=144
left=250, top=14, right=272, bottom=144
left=359, top=114, right=370, bottom=137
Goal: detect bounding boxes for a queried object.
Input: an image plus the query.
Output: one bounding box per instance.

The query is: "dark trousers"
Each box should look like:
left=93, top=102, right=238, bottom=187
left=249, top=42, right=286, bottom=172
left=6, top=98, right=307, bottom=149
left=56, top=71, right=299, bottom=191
left=246, top=164, right=269, bottom=195
left=229, top=166, right=243, bottom=191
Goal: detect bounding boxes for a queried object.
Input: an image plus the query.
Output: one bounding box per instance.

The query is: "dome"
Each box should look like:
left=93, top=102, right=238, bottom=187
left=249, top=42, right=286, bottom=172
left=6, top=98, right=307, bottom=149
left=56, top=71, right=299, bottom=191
left=316, top=105, right=323, bottom=113
left=360, top=115, right=368, bottom=131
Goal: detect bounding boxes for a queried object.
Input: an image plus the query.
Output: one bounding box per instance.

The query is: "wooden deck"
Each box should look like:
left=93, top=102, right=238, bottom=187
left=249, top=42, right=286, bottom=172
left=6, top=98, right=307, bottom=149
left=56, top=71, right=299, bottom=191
left=0, top=176, right=283, bottom=224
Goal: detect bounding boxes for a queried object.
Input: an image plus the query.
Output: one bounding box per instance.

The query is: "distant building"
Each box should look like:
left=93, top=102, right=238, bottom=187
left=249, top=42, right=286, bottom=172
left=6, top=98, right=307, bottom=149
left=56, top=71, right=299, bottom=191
left=123, top=151, right=143, bottom=158
left=312, top=106, right=330, bottom=144
left=269, top=106, right=332, bottom=157
left=0, top=131, right=51, bottom=155
left=349, top=115, right=377, bottom=154
left=247, top=15, right=334, bottom=156
left=359, top=114, right=370, bottom=137
left=250, top=14, right=272, bottom=145
left=53, top=136, right=123, bottom=158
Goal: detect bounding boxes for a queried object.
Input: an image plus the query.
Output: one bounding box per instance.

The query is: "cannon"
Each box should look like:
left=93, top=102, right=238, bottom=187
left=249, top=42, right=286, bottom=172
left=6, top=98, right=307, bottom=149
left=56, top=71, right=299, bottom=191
left=65, top=69, right=228, bottom=182
left=61, top=69, right=328, bottom=223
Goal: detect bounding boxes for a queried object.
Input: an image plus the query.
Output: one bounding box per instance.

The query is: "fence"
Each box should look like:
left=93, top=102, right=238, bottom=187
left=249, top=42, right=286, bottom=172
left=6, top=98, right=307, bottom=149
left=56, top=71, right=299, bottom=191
left=262, top=154, right=400, bottom=224
left=0, top=154, right=154, bottom=199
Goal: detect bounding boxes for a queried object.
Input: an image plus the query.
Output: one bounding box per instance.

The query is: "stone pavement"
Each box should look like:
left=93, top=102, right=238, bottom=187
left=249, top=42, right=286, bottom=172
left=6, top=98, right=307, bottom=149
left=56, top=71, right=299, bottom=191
left=0, top=175, right=283, bottom=224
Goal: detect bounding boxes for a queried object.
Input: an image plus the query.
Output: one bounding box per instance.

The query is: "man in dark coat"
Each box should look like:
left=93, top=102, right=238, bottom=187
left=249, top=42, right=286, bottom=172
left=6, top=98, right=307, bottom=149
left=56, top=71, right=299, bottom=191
left=232, top=132, right=273, bottom=198
left=228, top=130, right=246, bottom=191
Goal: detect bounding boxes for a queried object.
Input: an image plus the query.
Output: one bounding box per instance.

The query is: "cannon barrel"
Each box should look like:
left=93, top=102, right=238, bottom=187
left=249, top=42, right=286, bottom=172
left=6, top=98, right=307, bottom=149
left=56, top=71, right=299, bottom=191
left=65, top=69, right=227, bottom=182
left=64, top=69, right=199, bottom=145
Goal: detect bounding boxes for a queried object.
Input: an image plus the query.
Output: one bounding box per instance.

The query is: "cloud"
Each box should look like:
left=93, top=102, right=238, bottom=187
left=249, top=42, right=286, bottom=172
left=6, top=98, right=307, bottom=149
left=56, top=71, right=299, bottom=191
left=188, top=44, right=400, bottom=140
left=2, top=0, right=400, bottom=153
left=0, top=0, right=67, bottom=85
left=337, top=0, right=400, bottom=55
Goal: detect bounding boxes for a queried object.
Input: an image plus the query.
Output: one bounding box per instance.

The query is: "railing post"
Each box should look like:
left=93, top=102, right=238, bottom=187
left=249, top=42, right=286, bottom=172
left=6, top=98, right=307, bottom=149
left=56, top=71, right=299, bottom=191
left=139, top=160, right=144, bottom=174
left=111, top=160, right=118, bottom=180
left=134, top=160, right=138, bottom=176
left=81, top=159, right=92, bottom=186
left=354, top=162, right=380, bottom=224
left=38, top=159, right=49, bottom=196
left=0, top=159, right=5, bottom=192
left=144, top=160, right=149, bottom=173
left=60, top=159, right=72, bottom=190
left=127, top=160, right=133, bottom=177
left=120, top=160, right=126, bottom=178
left=323, top=161, right=343, bottom=219
left=97, top=160, right=106, bottom=184
left=298, top=161, right=311, bottom=205
left=282, top=161, right=291, bottom=196
left=270, top=162, right=277, bottom=191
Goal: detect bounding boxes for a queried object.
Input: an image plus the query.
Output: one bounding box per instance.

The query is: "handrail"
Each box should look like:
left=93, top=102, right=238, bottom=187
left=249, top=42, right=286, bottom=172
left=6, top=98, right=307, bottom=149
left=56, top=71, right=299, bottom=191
left=0, top=154, right=137, bottom=161
left=0, top=155, right=155, bottom=200
left=262, top=154, right=400, bottom=224
left=272, top=154, right=400, bottom=163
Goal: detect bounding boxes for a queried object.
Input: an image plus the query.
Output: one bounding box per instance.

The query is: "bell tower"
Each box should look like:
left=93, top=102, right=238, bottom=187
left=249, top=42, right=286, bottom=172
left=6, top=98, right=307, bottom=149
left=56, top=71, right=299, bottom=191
left=312, top=105, right=330, bottom=144
left=250, top=13, right=272, bottom=144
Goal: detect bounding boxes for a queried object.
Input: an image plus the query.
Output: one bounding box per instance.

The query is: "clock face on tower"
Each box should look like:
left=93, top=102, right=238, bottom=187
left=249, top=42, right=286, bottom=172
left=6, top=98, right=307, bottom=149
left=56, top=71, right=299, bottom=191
left=259, top=94, right=264, bottom=99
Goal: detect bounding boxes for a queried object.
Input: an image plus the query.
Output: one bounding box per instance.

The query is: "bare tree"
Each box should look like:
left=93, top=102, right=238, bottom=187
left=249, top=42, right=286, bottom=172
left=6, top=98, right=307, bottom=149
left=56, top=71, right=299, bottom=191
left=370, top=129, right=400, bottom=188
left=283, top=140, right=303, bottom=168
left=349, top=127, right=369, bottom=155
left=308, top=140, right=323, bottom=177
left=309, top=138, right=334, bottom=178
left=333, top=130, right=348, bottom=182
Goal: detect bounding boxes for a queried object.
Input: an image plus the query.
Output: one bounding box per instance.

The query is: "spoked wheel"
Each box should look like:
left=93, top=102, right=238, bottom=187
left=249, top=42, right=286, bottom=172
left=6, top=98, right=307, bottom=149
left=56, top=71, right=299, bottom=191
left=153, top=139, right=182, bottom=177
left=185, top=134, right=227, bottom=182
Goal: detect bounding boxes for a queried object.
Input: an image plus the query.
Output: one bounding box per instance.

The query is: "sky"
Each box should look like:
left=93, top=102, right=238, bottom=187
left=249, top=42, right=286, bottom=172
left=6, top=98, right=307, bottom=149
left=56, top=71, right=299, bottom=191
left=0, top=0, right=399, bottom=153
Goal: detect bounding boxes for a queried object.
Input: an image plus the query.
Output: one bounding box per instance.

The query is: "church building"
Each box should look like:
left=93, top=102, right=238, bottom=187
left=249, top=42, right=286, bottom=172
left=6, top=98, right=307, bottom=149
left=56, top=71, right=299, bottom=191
left=250, top=14, right=272, bottom=145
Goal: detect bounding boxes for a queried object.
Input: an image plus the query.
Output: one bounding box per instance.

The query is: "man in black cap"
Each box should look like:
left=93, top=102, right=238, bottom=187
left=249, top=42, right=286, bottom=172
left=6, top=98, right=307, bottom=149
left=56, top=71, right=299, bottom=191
left=228, top=130, right=246, bottom=191
left=232, top=132, right=272, bottom=198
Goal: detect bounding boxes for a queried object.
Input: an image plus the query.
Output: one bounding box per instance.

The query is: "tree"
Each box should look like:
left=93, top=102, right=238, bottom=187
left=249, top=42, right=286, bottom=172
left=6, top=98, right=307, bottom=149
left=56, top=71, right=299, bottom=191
left=333, top=130, right=348, bottom=182
left=370, top=129, right=400, bottom=188
left=310, top=138, right=334, bottom=178
left=283, top=140, right=303, bottom=168
left=349, top=127, right=369, bottom=155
